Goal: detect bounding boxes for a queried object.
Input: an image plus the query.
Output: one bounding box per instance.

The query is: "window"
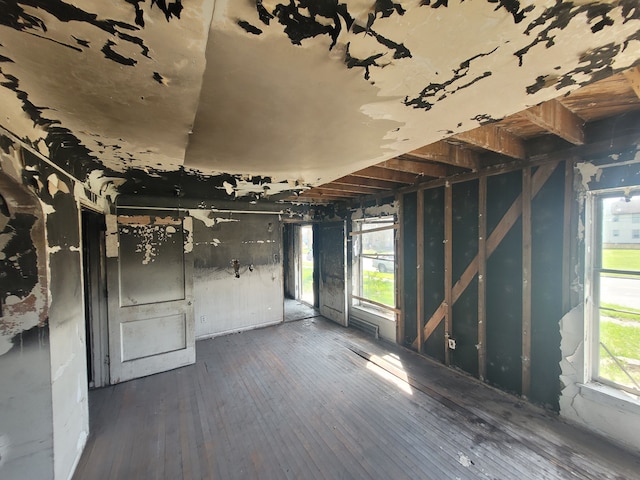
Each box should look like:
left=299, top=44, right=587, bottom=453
left=352, top=216, right=396, bottom=317
left=590, top=193, right=640, bottom=396
left=633, top=213, right=640, bottom=224
left=612, top=229, right=620, bottom=237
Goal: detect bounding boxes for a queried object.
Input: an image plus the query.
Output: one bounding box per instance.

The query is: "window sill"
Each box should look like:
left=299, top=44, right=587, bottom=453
left=578, top=382, right=640, bottom=414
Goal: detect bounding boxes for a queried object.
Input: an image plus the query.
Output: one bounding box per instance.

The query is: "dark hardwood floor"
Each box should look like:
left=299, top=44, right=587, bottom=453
left=74, top=317, right=640, bottom=480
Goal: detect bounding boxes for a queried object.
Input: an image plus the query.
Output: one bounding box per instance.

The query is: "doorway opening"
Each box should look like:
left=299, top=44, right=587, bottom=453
left=81, top=208, right=109, bottom=388
left=299, top=224, right=315, bottom=306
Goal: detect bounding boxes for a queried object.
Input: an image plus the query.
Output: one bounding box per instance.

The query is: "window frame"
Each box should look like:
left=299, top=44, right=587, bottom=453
left=587, top=189, right=640, bottom=397
left=351, top=216, right=397, bottom=319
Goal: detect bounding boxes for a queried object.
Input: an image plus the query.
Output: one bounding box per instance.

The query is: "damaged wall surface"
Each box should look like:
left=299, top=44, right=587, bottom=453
left=0, top=166, right=53, bottom=479
left=0, top=139, right=89, bottom=480
left=192, top=212, right=283, bottom=339
left=560, top=151, right=640, bottom=452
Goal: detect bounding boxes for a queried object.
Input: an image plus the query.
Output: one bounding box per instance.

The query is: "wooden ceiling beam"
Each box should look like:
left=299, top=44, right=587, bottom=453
left=409, top=141, right=480, bottom=170
left=377, top=158, right=448, bottom=178
left=353, top=166, right=419, bottom=184
left=452, top=124, right=526, bottom=160
left=298, top=190, right=351, bottom=199
left=332, top=175, right=399, bottom=190
left=315, top=184, right=379, bottom=195
left=307, top=187, right=359, bottom=198
left=521, top=99, right=585, bottom=145
left=623, top=65, right=640, bottom=99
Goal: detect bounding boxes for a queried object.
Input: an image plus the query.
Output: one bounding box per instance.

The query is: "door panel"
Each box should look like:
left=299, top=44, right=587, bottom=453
left=319, top=222, right=348, bottom=326
left=107, top=212, right=194, bottom=384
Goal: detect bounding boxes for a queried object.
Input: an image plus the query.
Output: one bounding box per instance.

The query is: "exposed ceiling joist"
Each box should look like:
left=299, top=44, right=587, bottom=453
left=306, top=187, right=359, bottom=198
left=377, top=158, right=448, bottom=178
left=452, top=124, right=526, bottom=160
left=352, top=166, right=419, bottom=184
left=332, top=175, right=400, bottom=190
left=297, top=192, right=350, bottom=201
left=624, top=66, right=640, bottom=99
left=409, top=141, right=480, bottom=170
left=521, top=99, right=585, bottom=145
left=316, top=184, right=380, bottom=195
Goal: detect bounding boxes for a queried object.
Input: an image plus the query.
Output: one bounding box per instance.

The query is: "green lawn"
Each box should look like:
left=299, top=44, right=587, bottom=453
left=301, top=263, right=313, bottom=302
left=599, top=319, right=640, bottom=388
left=362, top=271, right=395, bottom=307
left=600, top=303, right=640, bottom=323
left=602, top=249, right=640, bottom=273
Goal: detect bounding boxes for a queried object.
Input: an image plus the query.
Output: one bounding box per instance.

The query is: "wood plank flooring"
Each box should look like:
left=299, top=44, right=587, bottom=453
left=73, top=317, right=640, bottom=480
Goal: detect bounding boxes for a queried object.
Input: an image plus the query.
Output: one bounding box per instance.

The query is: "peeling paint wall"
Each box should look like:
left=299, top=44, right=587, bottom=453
left=1, top=139, right=90, bottom=480
left=560, top=155, right=640, bottom=452
left=0, top=164, right=54, bottom=479
left=192, top=212, right=283, bottom=338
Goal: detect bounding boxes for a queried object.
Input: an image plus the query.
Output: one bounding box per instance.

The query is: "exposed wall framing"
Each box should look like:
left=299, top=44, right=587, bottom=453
left=401, top=158, right=567, bottom=405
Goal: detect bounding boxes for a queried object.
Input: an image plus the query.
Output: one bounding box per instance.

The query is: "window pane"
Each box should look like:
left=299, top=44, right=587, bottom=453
left=354, top=217, right=395, bottom=309
left=597, top=194, right=640, bottom=393
left=601, top=196, right=640, bottom=272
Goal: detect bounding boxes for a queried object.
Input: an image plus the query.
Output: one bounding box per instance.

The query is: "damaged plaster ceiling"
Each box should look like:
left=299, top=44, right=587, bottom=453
left=0, top=0, right=639, bottom=200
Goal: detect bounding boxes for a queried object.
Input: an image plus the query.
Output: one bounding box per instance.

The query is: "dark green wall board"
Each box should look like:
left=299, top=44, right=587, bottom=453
left=530, top=164, right=565, bottom=410
left=585, top=161, right=640, bottom=190
left=452, top=276, right=479, bottom=376
left=425, top=320, right=446, bottom=364
left=486, top=223, right=523, bottom=394
left=402, top=192, right=417, bottom=345
left=452, top=180, right=479, bottom=280
left=450, top=180, right=479, bottom=376
left=423, top=188, right=445, bottom=361
left=487, top=170, right=521, bottom=233
left=486, top=171, right=523, bottom=395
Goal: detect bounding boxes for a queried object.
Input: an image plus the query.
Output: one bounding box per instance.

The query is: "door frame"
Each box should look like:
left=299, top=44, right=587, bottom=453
left=81, top=206, right=110, bottom=388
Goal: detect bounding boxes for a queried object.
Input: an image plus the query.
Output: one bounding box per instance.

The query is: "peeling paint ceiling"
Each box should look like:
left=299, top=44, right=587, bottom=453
left=0, top=0, right=639, bottom=200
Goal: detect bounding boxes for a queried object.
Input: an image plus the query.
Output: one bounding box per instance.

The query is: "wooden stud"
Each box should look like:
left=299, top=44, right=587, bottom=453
left=562, top=159, right=574, bottom=313
left=378, top=158, right=449, bottom=178
left=478, top=175, right=487, bottom=381
left=396, top=193, right=405, bottom=345
left=416, top=190, right=425, bottom=353
left=522, top=99, right=585, bottom=145
left=623, top=66, right=640, bottom=99
left=410, top=141, right=480, bottom=170
left=354, top=166, right=420, bottom=184
left=444, top=184, right=453, bottom=366
left=522, top=167, right=532, bottom=398
left=453, top=124, right=526, bottom=160
left=412, top=162, right=560, bottom=349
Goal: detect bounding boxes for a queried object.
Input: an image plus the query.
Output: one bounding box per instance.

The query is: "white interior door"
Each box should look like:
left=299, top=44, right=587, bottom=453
left=106, top=212, right=194, bottom=384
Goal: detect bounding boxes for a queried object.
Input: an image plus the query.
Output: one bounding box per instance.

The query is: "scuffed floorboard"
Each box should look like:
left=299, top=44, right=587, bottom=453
left=74, top=317, right=640, bottom=480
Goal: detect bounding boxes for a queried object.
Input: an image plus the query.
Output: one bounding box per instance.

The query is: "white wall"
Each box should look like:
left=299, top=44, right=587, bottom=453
left=192, top=212, right=283, bottom=339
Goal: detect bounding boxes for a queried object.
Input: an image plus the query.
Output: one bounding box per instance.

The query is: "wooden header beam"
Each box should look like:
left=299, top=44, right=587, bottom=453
left=410, top=141, right=480, bottom=170
left=623, top=66, right=640, bottom=99
left=522, top=99, right=585, bottom=145
left=453, top=124, right=526, bottom=160
left=378, top=158, right=448, bottom=178
left=353, top=166, right=420, bottom=185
